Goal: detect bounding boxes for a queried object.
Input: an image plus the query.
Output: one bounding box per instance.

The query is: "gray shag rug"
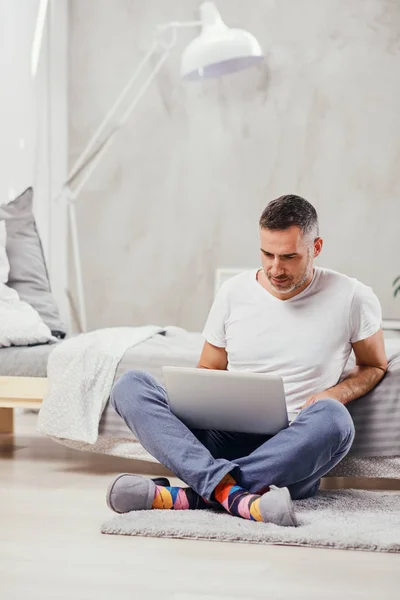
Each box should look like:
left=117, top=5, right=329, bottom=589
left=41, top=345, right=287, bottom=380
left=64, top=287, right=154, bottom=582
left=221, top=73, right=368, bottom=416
left=101, top=490, right=400, bottom=553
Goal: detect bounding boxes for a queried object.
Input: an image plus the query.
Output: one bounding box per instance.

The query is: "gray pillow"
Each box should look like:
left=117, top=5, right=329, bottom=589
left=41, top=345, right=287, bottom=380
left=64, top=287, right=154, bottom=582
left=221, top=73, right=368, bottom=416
left=0, top=188, right=67, bottom=338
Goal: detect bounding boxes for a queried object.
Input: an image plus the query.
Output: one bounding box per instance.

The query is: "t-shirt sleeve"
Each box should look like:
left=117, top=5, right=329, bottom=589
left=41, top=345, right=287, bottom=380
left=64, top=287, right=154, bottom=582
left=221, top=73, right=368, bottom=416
left=349, top=281, right=382, bottom=344
left=202, top=282, right=231, bottom=348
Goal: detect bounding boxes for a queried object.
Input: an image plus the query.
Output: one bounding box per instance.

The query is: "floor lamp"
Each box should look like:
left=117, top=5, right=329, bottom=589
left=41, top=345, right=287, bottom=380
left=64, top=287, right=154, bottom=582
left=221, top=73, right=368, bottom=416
left=61, top=1, right=264, bottom=332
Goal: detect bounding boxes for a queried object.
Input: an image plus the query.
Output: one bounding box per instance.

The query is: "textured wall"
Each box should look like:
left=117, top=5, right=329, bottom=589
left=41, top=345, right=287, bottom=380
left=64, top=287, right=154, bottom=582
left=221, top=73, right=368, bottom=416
left=69, top=0, right=400, bottom=331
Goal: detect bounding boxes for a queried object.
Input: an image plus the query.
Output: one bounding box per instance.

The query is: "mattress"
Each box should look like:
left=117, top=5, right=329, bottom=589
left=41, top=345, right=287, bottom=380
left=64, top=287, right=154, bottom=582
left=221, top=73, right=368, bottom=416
left=0, top=341, right=59, bottom=377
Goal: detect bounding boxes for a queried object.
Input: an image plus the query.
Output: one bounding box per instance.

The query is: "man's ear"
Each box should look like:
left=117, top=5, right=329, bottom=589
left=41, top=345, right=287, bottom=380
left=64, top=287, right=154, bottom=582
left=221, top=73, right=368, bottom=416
left=314, top=237, right=323, bottom=258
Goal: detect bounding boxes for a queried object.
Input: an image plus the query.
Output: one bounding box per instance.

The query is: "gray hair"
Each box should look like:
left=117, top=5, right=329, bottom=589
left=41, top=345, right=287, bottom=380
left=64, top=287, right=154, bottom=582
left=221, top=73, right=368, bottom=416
left=259, top=194, right=319, bottom=240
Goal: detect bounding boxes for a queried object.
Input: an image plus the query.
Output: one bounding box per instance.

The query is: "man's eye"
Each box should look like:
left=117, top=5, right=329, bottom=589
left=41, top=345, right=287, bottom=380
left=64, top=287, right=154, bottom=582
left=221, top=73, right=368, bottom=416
left=264, top=253, right=296, bottom=259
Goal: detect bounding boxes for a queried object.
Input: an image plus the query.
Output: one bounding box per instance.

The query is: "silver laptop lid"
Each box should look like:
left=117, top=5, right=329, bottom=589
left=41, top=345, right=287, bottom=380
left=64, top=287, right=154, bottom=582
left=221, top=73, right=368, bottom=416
left=162, top=366, right=289, bottom=435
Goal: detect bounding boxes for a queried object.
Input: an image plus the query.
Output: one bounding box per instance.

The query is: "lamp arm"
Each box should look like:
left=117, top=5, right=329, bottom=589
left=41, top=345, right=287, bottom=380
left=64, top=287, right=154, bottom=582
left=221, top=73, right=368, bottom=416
left=68, top=20, right=201, bottom=184
left=64, top=129, right=116, bottom=189
left=68, top=47, right=170, bottom=201
left=68, top=39, right=158, bottom=183
left=157, top=20, right=202, bottom=32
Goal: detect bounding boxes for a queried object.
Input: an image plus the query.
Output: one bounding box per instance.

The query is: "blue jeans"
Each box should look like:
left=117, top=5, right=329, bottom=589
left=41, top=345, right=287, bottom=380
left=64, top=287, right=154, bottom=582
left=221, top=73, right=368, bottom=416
left=110, top=370, right=355, bottom=501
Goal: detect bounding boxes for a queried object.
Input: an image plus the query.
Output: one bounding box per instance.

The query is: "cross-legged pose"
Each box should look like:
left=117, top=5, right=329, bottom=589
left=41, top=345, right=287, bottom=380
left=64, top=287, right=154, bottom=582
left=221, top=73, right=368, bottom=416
left=106, top=195, right=387, bottom=527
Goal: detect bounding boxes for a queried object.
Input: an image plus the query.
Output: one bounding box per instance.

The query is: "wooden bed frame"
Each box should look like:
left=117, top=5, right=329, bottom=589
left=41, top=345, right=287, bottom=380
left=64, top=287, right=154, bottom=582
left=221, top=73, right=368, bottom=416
left=0, top=376, right=47, bottom=434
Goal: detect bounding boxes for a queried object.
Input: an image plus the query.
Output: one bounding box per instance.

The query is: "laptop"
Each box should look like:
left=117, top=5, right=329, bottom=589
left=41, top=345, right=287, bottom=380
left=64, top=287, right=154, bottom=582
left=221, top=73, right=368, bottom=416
left=162, top=366, right=299, bottom=435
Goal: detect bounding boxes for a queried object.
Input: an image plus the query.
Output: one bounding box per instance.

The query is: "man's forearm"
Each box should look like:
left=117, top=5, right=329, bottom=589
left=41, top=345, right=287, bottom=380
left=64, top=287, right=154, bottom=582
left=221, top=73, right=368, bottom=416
left=320, top=365, right=386, bottom=405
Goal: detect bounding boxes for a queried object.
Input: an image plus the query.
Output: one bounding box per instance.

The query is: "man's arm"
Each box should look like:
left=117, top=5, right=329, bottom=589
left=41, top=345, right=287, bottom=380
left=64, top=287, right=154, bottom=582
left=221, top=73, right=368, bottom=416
left=301, top=329, right=388, bottom=409
left=197, top=341, right=228, bottom=370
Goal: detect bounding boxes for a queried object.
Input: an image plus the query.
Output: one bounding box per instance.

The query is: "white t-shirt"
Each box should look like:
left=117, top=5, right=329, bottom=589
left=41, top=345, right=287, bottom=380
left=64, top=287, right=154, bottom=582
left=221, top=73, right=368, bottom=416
left=202, top=267, right=382, bottom=411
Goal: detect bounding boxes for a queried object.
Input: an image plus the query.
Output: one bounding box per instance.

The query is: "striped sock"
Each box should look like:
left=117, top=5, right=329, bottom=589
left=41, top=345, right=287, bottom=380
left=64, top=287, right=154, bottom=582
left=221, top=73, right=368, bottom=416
left=214, top=473, right=269, bottom=521
left=152, top=486, right=211, bottom=510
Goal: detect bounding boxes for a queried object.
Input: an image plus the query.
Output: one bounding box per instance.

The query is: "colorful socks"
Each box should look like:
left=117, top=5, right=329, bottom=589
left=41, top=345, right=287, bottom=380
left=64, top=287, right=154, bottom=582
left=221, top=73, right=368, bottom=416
left=151, top=475, right=271, bottom=522
left=152, top=485, right=211, bottom=510
left=214, top=473, right=268, bottom=521
left=108, top=473, right=296, bottom=526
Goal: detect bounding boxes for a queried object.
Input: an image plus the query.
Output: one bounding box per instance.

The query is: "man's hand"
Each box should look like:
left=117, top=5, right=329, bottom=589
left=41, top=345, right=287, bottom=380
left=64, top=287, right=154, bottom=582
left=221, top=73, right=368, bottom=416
left=300, top=391, right=336, bottom=410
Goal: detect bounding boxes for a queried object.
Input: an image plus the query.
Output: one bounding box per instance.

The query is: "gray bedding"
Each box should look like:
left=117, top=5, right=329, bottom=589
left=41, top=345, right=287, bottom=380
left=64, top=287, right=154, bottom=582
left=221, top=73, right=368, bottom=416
left=0, top=341, right=58, bottom=377
left=0, top=328, right=201, bottom=378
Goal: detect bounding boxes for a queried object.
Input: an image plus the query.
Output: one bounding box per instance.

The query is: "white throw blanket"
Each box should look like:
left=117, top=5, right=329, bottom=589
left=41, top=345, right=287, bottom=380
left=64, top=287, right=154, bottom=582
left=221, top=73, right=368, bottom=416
left=37, top=326, right=164, bottom=444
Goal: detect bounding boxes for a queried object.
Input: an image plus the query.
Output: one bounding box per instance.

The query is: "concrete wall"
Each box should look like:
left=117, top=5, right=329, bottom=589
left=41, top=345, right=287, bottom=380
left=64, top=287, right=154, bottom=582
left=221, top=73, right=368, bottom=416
left=69, top=0, right=400, bottom=331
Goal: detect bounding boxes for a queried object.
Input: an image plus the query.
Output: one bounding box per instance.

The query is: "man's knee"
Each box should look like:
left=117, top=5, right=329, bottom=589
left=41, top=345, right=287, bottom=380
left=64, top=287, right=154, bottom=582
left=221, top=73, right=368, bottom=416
left=314, top=398, right=355, bottom=448
left=110, top=369, right=161, bottom=414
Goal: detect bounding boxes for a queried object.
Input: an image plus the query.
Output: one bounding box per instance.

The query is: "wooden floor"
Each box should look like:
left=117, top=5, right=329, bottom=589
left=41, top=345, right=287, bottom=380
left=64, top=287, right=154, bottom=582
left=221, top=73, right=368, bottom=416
left=1, top=413, right=399, bottom=600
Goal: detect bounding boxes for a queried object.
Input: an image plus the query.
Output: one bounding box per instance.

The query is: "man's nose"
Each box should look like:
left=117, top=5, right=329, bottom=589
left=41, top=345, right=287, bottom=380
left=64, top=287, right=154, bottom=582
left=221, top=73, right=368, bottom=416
left=270, top=257, right=284, bottom=275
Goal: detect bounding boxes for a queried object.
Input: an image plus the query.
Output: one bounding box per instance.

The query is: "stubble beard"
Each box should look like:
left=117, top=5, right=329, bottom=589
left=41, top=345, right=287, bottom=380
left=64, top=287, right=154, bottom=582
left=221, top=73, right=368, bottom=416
left=266, top=254, right=313, bottom=295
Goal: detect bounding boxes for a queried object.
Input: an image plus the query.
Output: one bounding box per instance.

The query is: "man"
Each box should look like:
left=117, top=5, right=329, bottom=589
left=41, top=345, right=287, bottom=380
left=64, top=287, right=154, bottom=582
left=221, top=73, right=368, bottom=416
left=107, top=195, right=387, bottom=527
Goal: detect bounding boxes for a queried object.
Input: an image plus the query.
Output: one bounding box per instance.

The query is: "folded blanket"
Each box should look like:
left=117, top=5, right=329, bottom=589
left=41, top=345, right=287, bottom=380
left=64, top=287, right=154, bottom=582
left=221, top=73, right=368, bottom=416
left=37, top=326, right=164, bottom=444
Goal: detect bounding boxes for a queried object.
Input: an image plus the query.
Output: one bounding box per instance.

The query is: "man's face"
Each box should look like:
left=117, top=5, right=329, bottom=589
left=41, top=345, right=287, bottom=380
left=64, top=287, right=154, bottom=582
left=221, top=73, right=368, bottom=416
left=259, top=226, right=322, bottom=296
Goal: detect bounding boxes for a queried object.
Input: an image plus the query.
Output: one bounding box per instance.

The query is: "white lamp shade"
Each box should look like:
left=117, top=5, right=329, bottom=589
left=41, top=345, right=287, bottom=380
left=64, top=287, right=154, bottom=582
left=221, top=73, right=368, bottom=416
left=181, top=2, right=264, bottom=81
